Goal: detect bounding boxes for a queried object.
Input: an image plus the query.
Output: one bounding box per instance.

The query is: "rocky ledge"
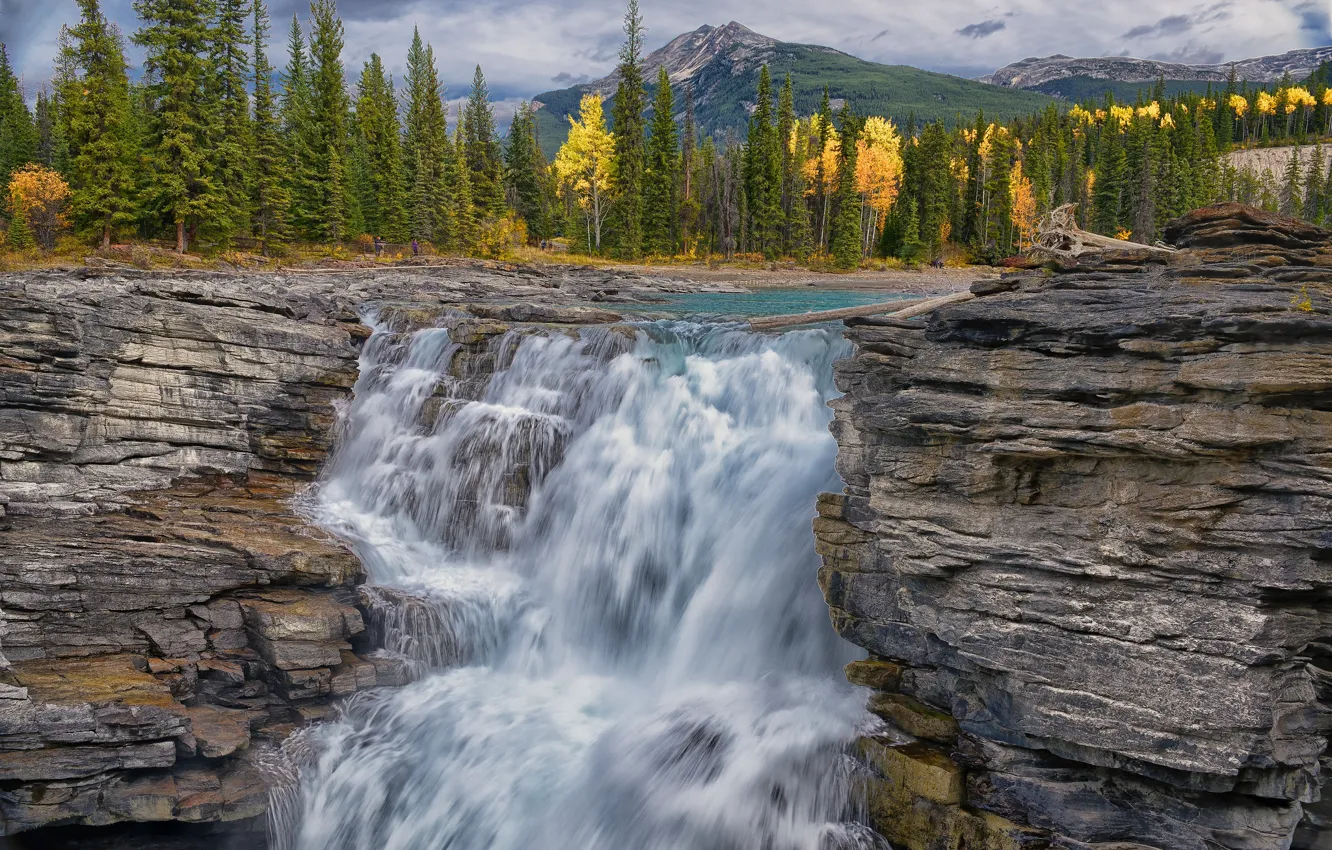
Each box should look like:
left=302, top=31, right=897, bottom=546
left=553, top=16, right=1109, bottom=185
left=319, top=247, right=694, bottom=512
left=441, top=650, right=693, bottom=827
left=0, top=261, right=693, bottom=839
left=819, top=204, right=1332, bottom=849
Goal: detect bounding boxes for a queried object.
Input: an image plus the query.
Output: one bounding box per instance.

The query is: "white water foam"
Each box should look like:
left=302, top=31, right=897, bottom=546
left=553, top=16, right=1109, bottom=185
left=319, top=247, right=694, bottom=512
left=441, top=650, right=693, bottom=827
left=275, top=319, right=880, bottom=850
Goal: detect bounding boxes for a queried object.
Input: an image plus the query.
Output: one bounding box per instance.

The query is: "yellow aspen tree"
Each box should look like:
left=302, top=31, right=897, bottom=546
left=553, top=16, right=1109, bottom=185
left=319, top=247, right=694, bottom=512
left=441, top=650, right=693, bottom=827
left=8, top=164, right=71, bottom=250
left=854, top=116, right=903, bottom=256
left=1010, top=159, right=1036, bottom=250
left=1229, top=94, right=1250, bottom=143
left=553, top=94, right=616, bottom=253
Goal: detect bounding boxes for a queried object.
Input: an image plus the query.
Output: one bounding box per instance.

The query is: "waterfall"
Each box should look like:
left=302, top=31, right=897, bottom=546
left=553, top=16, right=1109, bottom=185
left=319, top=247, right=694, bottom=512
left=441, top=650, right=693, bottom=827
left=276, top=317, right=880, bottom=850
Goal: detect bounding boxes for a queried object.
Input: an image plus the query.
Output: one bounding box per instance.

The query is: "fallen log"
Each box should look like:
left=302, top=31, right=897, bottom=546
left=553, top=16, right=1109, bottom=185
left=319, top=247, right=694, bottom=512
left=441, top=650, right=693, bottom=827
left=1033, top=203, right=1178, bottom=259
left=749, top=290, right=974, bottom=332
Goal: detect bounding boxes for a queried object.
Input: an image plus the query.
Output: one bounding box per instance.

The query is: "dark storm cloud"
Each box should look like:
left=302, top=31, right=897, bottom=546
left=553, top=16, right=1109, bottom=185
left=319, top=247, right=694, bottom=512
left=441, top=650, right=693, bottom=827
left=1148, top=43, right=1226, bottom=63
left=551, top=71, right=590, bottom=85
left=1123, top=15, right=1193, bottom=39
left=956, top=19, right=1005, bottom=39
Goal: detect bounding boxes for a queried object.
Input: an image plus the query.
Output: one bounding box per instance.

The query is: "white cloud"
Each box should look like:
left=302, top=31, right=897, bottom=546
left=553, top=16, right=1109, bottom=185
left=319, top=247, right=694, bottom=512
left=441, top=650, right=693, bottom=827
left=3, top=0, right=1327, bottom=103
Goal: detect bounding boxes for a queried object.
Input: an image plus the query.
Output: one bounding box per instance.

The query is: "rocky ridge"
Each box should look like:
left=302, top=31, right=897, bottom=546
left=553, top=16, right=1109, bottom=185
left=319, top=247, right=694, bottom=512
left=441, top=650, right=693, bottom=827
left=818, top=204, right=1332, bottom=849
left=983, top=47, right=1332, bottom=89
left=0, top=261, right=715, bottom=839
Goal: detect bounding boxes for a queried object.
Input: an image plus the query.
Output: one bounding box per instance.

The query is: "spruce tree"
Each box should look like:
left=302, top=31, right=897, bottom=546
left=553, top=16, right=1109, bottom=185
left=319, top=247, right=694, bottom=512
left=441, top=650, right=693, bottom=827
left=504, top=102, right=550, bottom=242
left=830, top=109, right=862, bottom=269
left=1092, top=120, right=1126, bottom=236
left=403, top=30, right=452, bottom=245
left=134, top=0, right=223, bottom=251
left=453, top=113, right=478, bottom=252
left=744, top=65, right=781, bottom=258
left=66, top=0, right=139, bottom=247
left=643, top=67, right=679, bottom=255
left=0, top=44, right=38, bottom=186
left=306, top=0, right=351, bottom=241
left=211, top=0, right=253, bottom=241
left=251, top=0, right=290, bottom=250
left=610, top=0, right=647, bottom=258
left=1304, top=145, right=1325, bottom=224
left=777, top=73, right=809, bottom=256
left=280, top=16, right=313, bottom=233
left=1281, top=147, right=1303, bottom=217
left=463, top=65, right=505, bottom=218
left=355, top=54, right=408, bottom=240
left=34, top=90, right=57, bottom=168
left=678, top=86, right=698, bottom=250
left=918, top=121, right=952, bottom=257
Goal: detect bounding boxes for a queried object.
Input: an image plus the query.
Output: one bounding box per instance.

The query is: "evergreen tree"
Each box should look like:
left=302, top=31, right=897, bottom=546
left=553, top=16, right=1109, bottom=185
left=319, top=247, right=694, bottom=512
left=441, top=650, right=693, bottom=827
left=453, top=112, right=478, bottom=252
left=34, top=90, right=57, bottom=168
left=678, top=86, right=699, bottom=251
left=305, top=0, right=351, bottom=241
left=776, top=73, right=810, bottom=257
left=355, top=53, right=408, bottom=240
left=403, top=30, right=453, bottom=245
left=211, top=0, right=253, bottom=241
left=743, top=65, right=781, bottom=257
left=1093, top=119, right=1127, bottom=236
left=134, top=0, right=223, bottom=251
left=643, top=66, right=679, bottom=254
left=1304, top=144, right=1325, bottom=224
left=65, top=0, right=138, bottom=247
left=504, top=102, right=550, bottom=241
left=918, top=121, right=952, bottom=258
left=251, top=0, right=290, bottom=250
left=610, top=0, right=647, bottom=258
left=830, top=109, right=862, bottom=269
left=0, top=44, right=38, bottom=186
left=280, top=16, right=313, bottom=234
left=1281, top=146, right=1303, bottom=217
left=463, top=65, right=505, bottom=217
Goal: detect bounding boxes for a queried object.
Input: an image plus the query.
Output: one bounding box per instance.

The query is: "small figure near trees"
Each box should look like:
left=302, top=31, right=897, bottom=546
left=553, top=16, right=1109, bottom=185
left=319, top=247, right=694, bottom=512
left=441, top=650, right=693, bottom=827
left=411, top=238, right=420, bottom=256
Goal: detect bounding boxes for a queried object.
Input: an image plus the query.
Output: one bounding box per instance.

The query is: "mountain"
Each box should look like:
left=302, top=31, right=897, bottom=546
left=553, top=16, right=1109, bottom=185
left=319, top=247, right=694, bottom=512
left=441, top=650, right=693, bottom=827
left=530, top=22, right=1052, bottom=158
left=982, top=47, right=1332, bottom=101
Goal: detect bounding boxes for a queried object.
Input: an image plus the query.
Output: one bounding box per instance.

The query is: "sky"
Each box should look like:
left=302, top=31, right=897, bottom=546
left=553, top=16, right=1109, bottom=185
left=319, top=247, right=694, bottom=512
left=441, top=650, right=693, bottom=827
left=3, top=0, right=1331, bottom=122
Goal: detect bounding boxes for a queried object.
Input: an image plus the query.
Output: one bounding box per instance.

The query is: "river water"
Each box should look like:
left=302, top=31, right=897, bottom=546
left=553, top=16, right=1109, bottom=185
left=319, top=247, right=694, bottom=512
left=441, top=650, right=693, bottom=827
left=272, top=301, right=881, bottom=850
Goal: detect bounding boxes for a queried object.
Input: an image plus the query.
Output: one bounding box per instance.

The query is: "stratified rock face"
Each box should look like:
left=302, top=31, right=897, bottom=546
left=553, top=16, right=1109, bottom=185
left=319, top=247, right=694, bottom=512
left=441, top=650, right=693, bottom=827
left=0, top=262, right=694, bottom=838
left=819, top=206, right=1332, bottom=850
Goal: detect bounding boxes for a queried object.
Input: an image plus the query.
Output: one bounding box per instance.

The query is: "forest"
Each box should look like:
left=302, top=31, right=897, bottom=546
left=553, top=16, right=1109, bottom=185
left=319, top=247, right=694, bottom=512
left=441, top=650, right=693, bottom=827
left=0, top=0, right=1329, bottom=267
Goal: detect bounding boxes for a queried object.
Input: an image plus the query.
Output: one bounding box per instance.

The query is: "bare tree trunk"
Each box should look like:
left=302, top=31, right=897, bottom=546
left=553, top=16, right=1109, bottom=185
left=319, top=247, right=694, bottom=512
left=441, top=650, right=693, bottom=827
left=176, top=220, right=187, bottom=254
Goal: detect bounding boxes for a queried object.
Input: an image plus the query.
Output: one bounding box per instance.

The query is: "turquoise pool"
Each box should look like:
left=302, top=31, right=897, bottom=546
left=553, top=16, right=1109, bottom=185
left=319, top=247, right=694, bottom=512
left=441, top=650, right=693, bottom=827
left=648, top=288, right=915, bottom=320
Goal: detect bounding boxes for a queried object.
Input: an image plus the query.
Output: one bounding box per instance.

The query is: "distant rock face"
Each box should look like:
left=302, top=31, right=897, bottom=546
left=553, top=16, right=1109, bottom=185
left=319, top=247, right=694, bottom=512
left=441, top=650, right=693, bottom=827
left=819, top=205, right=1332, bottom=849
left=983, top=46, right=1332, bottom=88
left=0, top=262, right=705, bottom=839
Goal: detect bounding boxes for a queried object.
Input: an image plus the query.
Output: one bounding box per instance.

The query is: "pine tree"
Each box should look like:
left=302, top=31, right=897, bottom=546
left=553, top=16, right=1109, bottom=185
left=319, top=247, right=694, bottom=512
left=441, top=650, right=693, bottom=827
left=65, top=0, right=139, bottom=247
left=403, top=29, right=452, bottom=245
left=210, top=0, right=253, bottom=241
left=777, top=73, right=809, bottom=257
left=134, top=0, right=222, bottom=251
left=1281, top=146, right=1303, bottom=217
left=1093, top=119, right=1127, bottom=236
left=34, top=90, right=57, bottom=168
left=643, top=66, right=679, bottom=255
left=251, top=0, right=290, bottom=250
left=463, top=65, right=505, bottom=218
left=830, top=109, right=862, bottom=269
left=743, top=65, right=781, bottom=258
left=355, top=53, right=408, bottom=240
left=0, top=44, right=38, bottom=186
left=610, top=0, right=647, bottom=258
left=453, top=112, right=478, bottom=253
left=918, top=121, right=952, bottom=257
left=306, top=0, right=350, bottom=241
left=1304, top=144, right=1325, bottom=224
left=504, top=102, right=550, bottom=242
left=280, top=16, right=312, bottom=235
left=678, top=86, right=699, bottom=251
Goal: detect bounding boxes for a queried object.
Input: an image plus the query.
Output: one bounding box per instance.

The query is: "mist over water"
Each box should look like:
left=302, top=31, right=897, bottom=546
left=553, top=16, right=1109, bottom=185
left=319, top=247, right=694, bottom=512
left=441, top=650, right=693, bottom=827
left=274, top=318, right=878, bottom=850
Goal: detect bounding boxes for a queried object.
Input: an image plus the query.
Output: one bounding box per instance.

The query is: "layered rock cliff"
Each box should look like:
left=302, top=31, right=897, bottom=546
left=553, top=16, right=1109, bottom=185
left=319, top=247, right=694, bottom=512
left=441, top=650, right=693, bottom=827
left=0, top=262, right=693, bottom=840
left=819, top=205, right=1332, bottom=849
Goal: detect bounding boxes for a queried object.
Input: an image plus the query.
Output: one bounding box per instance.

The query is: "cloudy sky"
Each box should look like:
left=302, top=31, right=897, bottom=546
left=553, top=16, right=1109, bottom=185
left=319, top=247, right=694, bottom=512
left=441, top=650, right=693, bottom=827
left=3, top=0, right=1330, bottom=117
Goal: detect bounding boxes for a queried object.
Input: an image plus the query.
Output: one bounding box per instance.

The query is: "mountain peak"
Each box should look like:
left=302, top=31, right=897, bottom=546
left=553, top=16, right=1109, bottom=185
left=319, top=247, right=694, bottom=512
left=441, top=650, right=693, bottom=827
left=984, top=46, right=1332, bottom=89
left=582, top=21, right=779, bottom=97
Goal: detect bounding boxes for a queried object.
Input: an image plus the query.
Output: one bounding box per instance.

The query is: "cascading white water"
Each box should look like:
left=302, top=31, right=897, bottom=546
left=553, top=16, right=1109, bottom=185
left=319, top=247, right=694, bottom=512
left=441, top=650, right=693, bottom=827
left=277, top=317, right=881, bottom=850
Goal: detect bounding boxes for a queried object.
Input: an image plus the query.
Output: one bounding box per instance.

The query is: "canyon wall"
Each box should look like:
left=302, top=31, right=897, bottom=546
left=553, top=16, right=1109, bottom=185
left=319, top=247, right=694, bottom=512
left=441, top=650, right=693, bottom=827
left=0, top=263, right=654, bottom=840
left=819, top=205, right=1332, bottom=849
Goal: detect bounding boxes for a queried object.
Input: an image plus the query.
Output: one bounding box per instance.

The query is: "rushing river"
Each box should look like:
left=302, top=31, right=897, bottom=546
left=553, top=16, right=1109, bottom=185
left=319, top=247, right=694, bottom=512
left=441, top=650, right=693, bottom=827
left=272, top=304, right=881, bottom=849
